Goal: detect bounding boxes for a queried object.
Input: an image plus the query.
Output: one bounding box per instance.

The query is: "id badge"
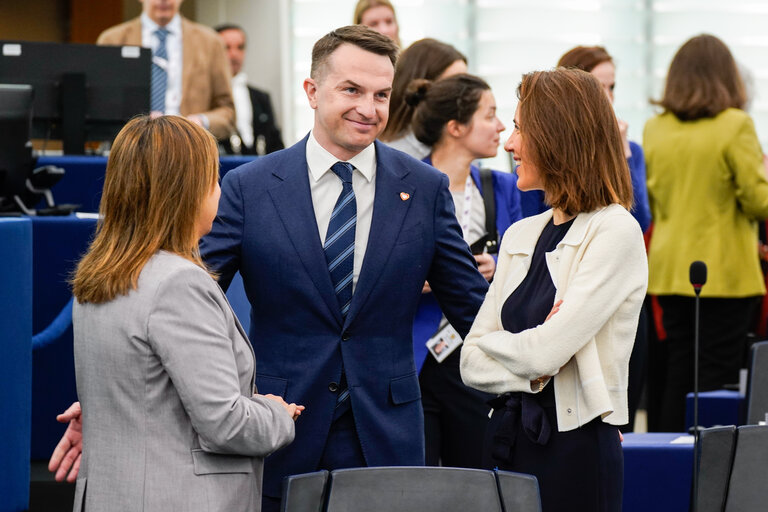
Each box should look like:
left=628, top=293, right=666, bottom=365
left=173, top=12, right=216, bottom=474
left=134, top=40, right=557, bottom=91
left=426, top=320, right=463, bottom=363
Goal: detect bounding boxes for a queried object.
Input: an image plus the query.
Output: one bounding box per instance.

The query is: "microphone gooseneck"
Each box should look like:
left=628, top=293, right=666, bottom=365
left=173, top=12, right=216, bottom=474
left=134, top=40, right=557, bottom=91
left=689, top=260, right=707, bottom=512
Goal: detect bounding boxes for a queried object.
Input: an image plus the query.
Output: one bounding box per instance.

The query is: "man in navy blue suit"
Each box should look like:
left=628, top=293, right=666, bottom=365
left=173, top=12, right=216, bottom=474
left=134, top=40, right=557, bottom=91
left=48, top=25, right=489, bottom=512
left=201, top=25, right=488, bottom=510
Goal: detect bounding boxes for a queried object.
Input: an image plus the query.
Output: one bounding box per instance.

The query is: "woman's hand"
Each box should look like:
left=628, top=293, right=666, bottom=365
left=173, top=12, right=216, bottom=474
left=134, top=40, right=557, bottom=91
left=475, top=253, right=496, bottom=281
left=546, top=299, right=563, bottom=322
left=262, top=393, right=305, bottom=420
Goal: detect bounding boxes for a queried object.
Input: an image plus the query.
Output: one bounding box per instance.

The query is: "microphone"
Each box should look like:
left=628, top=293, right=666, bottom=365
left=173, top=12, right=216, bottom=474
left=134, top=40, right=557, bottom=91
left=690, top=260, right=707, bottom=295
left=689, top=260, right=707, bottom=512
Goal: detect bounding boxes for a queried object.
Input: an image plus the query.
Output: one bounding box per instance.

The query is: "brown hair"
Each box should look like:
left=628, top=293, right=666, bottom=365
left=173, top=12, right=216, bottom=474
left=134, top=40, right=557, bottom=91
left=656, top=34, right=746, bottom=121
left=557, top=46, right=612, bottom=73
left=517, top=68, right=632, bottom=215
left=410, top=73, right=490, bottom=148
left=380, top=38, right=467, bottom=141
left=72, top=115, right=219, bottom=303
left=311, top=25, right=398, bottom=81
left=353, top=0, right=400, bottom=47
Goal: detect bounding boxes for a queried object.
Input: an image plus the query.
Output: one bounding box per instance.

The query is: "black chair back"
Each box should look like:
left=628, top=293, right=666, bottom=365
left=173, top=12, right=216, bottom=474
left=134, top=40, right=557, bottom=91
left=494, top=469, right=542, bottom=512
left=724, top=425, right=768, bottom=512
left=746, top=341, right=768, bottom=424
left=696, top=425, right=737, bottom=512
left=281, top=470, right=329, bottom=512
left=325, top=467, right=502, bottom=512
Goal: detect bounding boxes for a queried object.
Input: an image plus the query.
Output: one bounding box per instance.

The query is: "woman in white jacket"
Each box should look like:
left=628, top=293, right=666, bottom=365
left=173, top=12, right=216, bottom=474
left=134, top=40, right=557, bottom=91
left=460, top=68, right=647, bottom=512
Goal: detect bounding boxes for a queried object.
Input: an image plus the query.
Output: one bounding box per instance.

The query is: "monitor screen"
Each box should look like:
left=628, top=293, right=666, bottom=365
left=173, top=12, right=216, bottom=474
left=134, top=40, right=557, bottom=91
left=0, top=40, right=151, bottom=153
left=0, top=84, right=34, bottom=209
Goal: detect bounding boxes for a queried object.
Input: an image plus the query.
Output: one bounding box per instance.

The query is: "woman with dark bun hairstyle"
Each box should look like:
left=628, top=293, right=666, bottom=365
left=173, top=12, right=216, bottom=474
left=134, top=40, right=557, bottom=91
left=380, top=38, right=467, bottom=159
left=461, top=68, right=647, bottom=511
left=644, top=34, right=768, bottom=432
left=409, top=73, right=522, bottom=467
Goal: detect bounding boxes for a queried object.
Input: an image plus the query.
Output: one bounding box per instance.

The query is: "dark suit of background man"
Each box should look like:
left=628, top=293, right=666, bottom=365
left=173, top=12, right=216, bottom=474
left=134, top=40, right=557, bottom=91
left=97, top=0, right=235, bottom=139
left=215, top=23, right=285, bottom=155
left=199, top=25, right=489, bottom=512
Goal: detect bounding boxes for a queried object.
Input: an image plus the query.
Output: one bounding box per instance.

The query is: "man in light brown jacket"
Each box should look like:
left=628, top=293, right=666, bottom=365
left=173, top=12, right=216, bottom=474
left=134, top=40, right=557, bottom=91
left=97, top=0, right=235, bottom=139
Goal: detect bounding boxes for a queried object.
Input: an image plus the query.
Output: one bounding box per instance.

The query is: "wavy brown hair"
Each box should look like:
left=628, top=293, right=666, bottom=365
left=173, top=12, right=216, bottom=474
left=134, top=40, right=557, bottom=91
left=656, top=34, right=746, bottom=121
left=517, top=68, right=632, bottom=215
left=380, top=38, right=466, bottom=141
left=557, top=46, right=612, bottom=73
left=72, top=115, right=219, bottom=304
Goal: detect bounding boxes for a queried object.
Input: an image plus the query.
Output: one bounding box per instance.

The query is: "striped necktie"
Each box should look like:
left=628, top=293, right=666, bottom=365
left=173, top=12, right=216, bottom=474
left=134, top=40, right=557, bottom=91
left=150, top=28, right=169, bottom=113
left=324, top=162, right=356, bottom=317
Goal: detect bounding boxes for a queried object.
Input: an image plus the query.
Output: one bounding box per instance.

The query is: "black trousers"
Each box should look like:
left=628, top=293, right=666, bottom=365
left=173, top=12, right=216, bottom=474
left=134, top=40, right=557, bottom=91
left=485, top=404, right=623, bottom=512
left=419, top=349, right=492, bottom=468
left=657, top=295, right=759, bottom=432
left=622, top=303, right=648, bottom=432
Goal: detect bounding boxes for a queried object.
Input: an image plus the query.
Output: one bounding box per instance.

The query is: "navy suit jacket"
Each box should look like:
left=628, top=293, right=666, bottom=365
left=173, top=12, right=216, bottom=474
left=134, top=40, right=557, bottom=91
left=200, top=136, right=488, bottom=497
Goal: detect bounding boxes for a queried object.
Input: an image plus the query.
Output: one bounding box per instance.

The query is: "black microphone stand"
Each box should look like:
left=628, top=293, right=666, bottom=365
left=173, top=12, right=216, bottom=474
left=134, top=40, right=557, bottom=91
left=689, top=261, right=706, bottom=512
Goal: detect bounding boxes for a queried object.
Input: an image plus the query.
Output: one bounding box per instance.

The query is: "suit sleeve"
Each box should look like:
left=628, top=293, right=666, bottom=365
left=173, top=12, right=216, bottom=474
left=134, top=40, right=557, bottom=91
left=200, top=170, right=244, bottom=291
left=198, top=35, right=236, bottom=139
left=461, top=212, right=647, bottom=393
left=426, top=174, right=489, bottom=338
left=146, top=266, right=295, bottom=456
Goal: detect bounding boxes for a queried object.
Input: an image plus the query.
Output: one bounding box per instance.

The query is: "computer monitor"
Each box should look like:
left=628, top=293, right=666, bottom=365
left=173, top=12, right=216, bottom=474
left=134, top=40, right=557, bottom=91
left=0, top=84, right=34, bottom=212
left=0, top=40, right=151, bottom=154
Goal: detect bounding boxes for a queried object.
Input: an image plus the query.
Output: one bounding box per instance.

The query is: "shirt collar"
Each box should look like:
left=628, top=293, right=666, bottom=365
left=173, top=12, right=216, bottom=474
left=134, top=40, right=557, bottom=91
left=306, top=131, right=376, bottom=183
left=141, top=12, right=181, bottom=36
left=232, top=72, right=248, bottom=87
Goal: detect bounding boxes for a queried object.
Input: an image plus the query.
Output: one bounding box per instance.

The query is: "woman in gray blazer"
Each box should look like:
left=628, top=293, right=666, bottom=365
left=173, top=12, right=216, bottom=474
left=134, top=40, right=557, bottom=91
left=66, top=115, right=299, bottom=512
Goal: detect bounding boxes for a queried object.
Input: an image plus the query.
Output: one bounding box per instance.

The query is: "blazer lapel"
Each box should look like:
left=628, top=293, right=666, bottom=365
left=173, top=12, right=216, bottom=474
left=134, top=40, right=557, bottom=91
left=180, top=17, right=193, bottom=114
left=345, top=144, right=415, bottom=326
left=267, top=139, right=343, bottom=326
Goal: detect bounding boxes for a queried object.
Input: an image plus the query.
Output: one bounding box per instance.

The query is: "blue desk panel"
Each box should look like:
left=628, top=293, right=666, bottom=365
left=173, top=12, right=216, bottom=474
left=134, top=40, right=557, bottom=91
left=685, top=390, right=743, bottom=430
left=622, top=433, right=693, bottom=512
left=38, top=155, right=257, bottom=213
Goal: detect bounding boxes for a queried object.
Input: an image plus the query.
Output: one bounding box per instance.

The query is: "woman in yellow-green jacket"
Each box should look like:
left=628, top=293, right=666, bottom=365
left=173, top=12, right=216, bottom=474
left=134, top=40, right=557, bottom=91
left=644, top=34, right=768, bottom=432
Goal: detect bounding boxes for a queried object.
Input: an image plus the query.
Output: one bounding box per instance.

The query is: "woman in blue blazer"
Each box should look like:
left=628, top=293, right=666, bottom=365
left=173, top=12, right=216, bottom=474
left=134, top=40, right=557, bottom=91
left=409, top=73, right=522, bottom=467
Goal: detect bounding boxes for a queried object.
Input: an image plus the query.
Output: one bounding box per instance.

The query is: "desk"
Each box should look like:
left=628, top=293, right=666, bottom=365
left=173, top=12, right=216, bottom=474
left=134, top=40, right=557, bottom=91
left=622, top=433, right=693, bottom=512
left=38, top=155, right=257, bottom=213
left=685, top=390, right=743, bottom=430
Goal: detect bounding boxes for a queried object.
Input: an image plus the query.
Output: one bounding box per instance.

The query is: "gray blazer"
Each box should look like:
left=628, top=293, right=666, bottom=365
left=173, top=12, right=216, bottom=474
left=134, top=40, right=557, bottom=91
left=72, top=251, right=295, bottom=512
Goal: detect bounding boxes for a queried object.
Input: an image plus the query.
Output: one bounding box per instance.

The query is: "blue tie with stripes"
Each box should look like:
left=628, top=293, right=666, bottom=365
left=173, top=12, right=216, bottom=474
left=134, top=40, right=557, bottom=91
left=325, top=162, right=356, bottom=318
left=151, top=28, right=169, bottom=113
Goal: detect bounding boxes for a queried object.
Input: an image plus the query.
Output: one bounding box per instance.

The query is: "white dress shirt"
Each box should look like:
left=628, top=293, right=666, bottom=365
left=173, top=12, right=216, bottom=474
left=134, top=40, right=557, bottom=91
left=231, top=72, right=254, bottom=149
left=141, top=13, right=182, bottom=115
left=306, top=132, right=376, bottom=291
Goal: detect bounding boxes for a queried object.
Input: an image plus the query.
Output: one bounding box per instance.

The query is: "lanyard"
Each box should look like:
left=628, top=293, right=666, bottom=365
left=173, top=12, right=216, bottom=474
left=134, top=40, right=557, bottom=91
left=459, top=175, right=474, bottom=243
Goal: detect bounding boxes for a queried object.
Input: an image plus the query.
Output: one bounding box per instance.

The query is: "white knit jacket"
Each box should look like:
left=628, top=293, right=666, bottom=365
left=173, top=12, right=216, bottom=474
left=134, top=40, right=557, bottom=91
left=460, top=204, right=648, bottom=431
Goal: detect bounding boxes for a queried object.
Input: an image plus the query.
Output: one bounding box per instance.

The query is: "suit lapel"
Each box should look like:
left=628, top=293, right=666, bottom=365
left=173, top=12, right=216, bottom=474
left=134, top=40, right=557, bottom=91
left=345, top=143, right=415, bottom=326
left=267, top=139, right=343, bottom=326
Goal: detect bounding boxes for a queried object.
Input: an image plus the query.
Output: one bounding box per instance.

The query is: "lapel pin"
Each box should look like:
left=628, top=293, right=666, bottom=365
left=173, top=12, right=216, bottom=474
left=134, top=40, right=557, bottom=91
left=400, top=192, right=410, bottom=201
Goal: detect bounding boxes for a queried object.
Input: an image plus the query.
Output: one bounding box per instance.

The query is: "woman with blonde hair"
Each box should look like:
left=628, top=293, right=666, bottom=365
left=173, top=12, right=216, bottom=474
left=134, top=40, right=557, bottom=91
left=353, top=0, right=400, bottom=46
left=644, top=34, right=768, bottom=432
left=461, top=68, right=647, bottom=511
left=65, top=115, right=300, bottom=511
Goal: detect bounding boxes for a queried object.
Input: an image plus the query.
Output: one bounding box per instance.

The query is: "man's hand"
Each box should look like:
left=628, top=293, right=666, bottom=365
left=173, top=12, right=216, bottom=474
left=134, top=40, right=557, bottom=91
left=48, top=401, right=83, bottom=483
left=474, top=253, right=496, bottom=281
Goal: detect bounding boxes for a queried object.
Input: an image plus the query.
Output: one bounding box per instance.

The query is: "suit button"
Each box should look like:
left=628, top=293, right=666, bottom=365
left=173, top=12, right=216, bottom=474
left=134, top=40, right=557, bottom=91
left=567, top=408, right=573, bottom=414
left=328, top=382, right=339, bottom=392
left=342, top=331, right=351, bottom=341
